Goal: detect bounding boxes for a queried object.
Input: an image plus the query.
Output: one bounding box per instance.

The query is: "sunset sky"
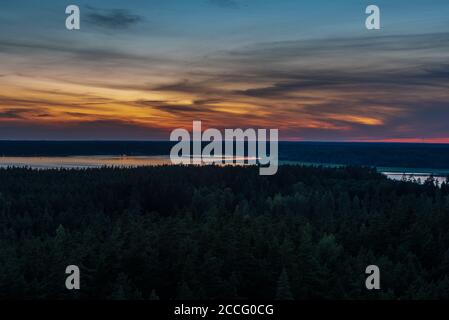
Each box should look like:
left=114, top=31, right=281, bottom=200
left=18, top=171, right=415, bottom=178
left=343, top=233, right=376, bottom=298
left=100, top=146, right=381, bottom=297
left=1, top=0, right=449, bottom=141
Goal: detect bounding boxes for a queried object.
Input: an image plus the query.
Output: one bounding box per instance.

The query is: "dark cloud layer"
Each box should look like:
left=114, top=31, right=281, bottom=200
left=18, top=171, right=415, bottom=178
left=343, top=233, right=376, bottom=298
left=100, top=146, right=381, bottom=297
left=236, top=64, right=449, bottom=99
left=0, top=108, right=30, bottom=119
left=85, top=6, right=144, bottom=30
left=2, top=26, right=449, bottom=140
left=0, top=120, right=168, bottom=140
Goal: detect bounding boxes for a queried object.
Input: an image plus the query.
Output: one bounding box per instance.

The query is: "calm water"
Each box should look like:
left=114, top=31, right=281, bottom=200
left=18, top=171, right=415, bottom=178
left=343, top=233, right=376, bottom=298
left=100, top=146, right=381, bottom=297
left=0, top=156, right=447, bottom=185
left=382, top=172, right=447, bottom=186
left=0, top=155, right=255, bottom=169
left=0, top=156, right=172, bottom=169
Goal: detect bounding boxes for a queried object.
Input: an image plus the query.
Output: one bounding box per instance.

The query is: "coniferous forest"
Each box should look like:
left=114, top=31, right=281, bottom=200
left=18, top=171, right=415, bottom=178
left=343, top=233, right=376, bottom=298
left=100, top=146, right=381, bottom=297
left=1, top=165, right=449, bottom=300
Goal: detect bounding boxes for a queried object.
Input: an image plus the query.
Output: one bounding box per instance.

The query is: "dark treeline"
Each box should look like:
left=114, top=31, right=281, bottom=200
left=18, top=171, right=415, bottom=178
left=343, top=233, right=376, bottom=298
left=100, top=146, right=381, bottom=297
left=280, top=142, right=449, bottom=169
left=2, top=141, right=449, bottom=169
left=1, top=165, right=449, bottom=300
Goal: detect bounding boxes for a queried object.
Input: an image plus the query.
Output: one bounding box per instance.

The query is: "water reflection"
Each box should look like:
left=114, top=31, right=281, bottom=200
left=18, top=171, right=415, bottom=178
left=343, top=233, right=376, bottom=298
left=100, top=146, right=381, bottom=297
left=382, top=172, right=447, bottom=186
left=0, top=156, right=447, bottom=186
left=0, top=155, right=258, bottom=169
left=0, top=156, right=172, bottom=169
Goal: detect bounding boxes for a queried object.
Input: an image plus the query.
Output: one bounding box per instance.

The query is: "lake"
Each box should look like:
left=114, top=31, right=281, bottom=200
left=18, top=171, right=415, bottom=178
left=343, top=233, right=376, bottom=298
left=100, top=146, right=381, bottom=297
left=0, top=156, right=447, bottom=185
left=382, top=172, right=447, bottom=186
left=0, top=156, right=171, bottom=169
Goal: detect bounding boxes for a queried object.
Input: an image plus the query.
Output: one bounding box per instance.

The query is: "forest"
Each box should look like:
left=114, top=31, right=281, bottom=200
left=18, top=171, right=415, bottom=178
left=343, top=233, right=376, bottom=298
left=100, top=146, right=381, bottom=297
left=1, top=165, right=449, bottom=299
left=2, top=141, right=449, bottom=169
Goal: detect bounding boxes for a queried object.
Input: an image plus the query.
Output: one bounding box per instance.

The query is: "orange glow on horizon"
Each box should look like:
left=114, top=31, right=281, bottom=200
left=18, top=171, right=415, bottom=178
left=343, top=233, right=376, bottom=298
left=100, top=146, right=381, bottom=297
left=351, top=138, right=449, bottom=144
left=1, top=64, right=448, bottom=141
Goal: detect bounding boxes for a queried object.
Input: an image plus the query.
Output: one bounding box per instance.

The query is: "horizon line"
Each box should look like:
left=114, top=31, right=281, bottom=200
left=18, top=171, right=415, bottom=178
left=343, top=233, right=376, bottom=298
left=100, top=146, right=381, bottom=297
left=0, top=139, right=449, bottom=145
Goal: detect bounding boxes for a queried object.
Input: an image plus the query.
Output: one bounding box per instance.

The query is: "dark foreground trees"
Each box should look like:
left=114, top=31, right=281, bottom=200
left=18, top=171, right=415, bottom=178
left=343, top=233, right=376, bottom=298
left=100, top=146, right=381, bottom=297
left=0, top=165, right=448, bottom=299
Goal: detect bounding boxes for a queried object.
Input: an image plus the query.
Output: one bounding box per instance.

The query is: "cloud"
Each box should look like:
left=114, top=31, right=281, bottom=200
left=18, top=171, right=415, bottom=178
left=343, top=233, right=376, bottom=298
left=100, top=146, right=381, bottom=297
left=2, top=26, right=449, bottom=140
left=0, top=37, right=175, bottom=71
left=85, top=6, right=144, bottom=30
left=0, top=119, right=168, bottom=140
left=220, top=33, right=449, bottom=64
left=0, top=108, right=31, bottom=119
left=180, top=32, right=449, bottom=100
left=136, top=99, right=225, bottom=119
left=151, top=80, right=228, bottom=96
left=235, top=64, right=449, bottom=99
left=0, top=95, right=102, bottom=110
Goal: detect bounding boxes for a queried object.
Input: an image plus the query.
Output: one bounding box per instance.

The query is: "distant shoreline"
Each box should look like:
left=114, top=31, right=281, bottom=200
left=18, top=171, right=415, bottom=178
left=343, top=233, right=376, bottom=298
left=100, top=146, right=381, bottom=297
left=1, top=141, right=449, bottom=170
left=0, top=155, right=448, bottom=178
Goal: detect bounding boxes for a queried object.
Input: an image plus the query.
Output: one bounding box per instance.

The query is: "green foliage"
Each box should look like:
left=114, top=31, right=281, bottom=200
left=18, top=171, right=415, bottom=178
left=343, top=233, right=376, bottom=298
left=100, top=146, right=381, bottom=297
left=0, top=165, right=448, bottom=299
left=276, top=268, right=294, bottom=300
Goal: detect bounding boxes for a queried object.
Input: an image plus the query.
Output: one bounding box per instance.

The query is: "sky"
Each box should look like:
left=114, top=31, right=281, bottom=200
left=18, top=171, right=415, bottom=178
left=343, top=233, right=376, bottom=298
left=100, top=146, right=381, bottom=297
left=1, top=0, right=449, bottom=141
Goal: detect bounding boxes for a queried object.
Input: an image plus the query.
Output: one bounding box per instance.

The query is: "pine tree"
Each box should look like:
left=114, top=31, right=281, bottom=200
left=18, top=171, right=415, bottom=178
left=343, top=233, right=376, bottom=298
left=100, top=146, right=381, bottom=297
left=276, top=268, right=294, bottom=300
left=176, top=281, right=194, bottom=300
left=110, top=273, right=143, bottom=300
left=149, top=289, right=160, bottom=300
